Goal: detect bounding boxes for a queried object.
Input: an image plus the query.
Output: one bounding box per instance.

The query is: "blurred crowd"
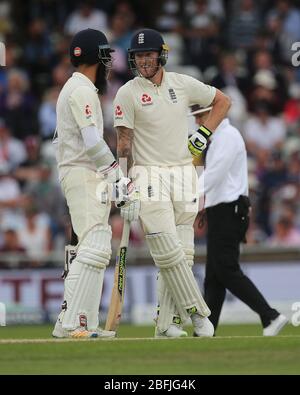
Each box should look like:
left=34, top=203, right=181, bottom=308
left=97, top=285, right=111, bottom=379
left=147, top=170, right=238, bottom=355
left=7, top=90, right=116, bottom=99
left=1, top=0, right=300, bottom=267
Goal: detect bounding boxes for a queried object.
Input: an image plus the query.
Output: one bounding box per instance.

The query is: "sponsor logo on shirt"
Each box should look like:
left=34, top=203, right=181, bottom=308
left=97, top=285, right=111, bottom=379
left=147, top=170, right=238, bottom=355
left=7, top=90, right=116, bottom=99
left=115, top=105, right=123, bottom=118
left=168, top=88, right=177, bottom=103
left=141, top=93, right=153, bottom=106
left=85, top=104, right=92, bottom=119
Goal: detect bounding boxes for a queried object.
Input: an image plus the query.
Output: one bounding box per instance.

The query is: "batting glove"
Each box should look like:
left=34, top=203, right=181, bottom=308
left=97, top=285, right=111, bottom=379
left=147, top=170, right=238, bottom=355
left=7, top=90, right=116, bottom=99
left=120, top=189, right=140, bottom=221
left=112, top=177, right=135, bottom=208
left=98, top=161, right=136, bottom=207
left=188, top=125, right=212, bottom=157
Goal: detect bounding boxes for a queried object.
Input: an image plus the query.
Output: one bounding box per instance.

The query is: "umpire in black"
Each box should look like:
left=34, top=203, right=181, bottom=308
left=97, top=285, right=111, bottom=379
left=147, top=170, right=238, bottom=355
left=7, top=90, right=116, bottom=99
left=189, top=104, right=288, bottom=336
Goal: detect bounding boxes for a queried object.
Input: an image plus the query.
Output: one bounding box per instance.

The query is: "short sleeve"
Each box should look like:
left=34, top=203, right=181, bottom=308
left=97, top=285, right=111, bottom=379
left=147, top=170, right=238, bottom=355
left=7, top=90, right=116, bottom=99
left=182, top=75, right=216, bottom=108
left=69, top=86, right=100, bottom=129
left=113, top=85, right=134, bottom=129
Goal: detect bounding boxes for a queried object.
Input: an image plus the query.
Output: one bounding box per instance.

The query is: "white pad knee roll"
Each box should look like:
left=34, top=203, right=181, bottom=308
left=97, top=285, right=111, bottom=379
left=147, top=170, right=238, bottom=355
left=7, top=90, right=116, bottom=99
left=176, top=225, right=195, bottom=268
left=77, top=225, right=112, bottom=268
left=62, top=225, right=112, bottom=330
left=146, top=232, right=210, bottom=322
left=146, top=232, right=185, bottom=269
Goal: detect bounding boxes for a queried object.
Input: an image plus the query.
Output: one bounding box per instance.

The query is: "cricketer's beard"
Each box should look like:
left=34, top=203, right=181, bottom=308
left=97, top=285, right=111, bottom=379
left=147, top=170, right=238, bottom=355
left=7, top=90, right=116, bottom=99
left=95, top=63, right=108, bottom=94
left=139, top=59, right=161, bottom=80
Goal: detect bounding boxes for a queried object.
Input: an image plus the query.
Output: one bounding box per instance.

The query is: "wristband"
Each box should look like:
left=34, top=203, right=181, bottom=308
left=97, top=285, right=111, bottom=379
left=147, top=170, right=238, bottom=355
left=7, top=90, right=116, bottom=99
left=198, top=125, right=212, bottom=138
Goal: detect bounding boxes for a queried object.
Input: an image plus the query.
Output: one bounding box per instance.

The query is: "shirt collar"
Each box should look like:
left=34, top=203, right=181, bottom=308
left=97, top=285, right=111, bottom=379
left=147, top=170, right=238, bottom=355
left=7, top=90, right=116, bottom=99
left=72, top=72, right=98, bottom=92
left=211, top=118, right=230, bottom=138
left=216, top=118, right=229, bottom=131
left=140, top=68, right=166, bottom=88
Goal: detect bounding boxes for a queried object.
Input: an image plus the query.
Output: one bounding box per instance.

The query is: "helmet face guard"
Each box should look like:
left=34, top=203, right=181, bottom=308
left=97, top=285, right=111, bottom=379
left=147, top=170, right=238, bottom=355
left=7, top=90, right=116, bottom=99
left=99, top=44, right=114, bottom=69
left=128, top=44, right=168, bottom=77
left=127, top=29, right=169, bottom=77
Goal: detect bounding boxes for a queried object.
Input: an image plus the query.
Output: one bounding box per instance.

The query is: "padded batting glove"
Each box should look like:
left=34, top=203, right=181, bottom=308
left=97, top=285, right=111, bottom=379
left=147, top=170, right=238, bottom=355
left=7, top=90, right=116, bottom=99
left=114, top=177, right=139, bottom=209
left=188, top=125, right=212, bottom=157
left=120, top=188, right=140, bottom=221
left=98, top=161, right=136, bottom=207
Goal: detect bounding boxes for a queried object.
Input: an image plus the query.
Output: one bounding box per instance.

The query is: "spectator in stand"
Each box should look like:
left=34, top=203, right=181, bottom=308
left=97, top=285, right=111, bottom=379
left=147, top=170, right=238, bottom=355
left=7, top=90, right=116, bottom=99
left=23, top=18, right=54, bottom=95
left=38, top=86, right=60, bottom=140
left=210, top=53, right=248, bottom=129
left=249, top=30, right=281, bottom=65
left=248, top=70, right=283, bottom=115
left=211, top=52, right=248, bottom=93
left=64, top=1, right=108, bottom=36
left=0, top=170, right=31, bottom=236
left=13, top=135, right=67, bottom=248
left=184, top=0, right=225, bottom=22
left=17, top=204, right=52, bottom=264
left=248, top=50, right=286, bottom=113
left=268, top=215, right=300, bottom=246
left=256, top=151, right=288, bottom=236
left=108, top=12, right=135, bottom=71
left=13, top=135, right=51, bottom=188
left=156, top=0, right=180, bottom=32
left=51, top=59, right=72, bottom=89
left=284, top=83, right=300, bottom=126
left=0, top=118, right=27, bottom=174
left=178, top=0, right=220, bottom=71
left=243, top=100, right=286, bottom=168
left=0, top=1, right=13, bottom=38
left=0, top=228, right=28, bottom=269
left=267, top=0, right=300, bottom=62
left=286, top=151, right=300, bottom=184
left=0, top=69, right=38, bottom=139
left=228, top=0, right=260, bottom=50
left=0, top=229, right=26, bottom=269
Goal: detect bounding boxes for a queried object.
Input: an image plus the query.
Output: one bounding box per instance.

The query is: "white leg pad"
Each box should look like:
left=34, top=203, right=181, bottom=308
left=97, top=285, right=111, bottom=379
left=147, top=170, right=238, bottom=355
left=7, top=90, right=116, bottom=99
left=62, top=225, right=112, bottom=331
left=176, top=225, right=195, bottom=268
left=156, top=272, right=181, bottom=332
left=156, top=225, right=195, bottom=331
left=146, top=232, right=210, bottom=322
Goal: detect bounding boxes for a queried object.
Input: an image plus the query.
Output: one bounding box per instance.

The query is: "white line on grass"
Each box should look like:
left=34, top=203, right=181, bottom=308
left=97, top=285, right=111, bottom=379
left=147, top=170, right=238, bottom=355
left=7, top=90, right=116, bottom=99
left=0, top=335, right=299, bottom=344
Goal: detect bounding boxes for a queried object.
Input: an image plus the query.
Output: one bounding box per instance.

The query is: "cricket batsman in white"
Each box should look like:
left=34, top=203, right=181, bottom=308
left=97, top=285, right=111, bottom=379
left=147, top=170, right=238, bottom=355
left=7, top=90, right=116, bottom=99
left=52, top=29, right=136, bottom=339
left=114, top=28, right=231, bottom=337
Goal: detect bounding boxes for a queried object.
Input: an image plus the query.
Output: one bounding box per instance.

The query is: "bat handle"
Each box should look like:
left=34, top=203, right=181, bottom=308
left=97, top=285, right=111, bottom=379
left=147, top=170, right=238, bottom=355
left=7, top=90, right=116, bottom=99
left=121, top=219, right=131, bottom=247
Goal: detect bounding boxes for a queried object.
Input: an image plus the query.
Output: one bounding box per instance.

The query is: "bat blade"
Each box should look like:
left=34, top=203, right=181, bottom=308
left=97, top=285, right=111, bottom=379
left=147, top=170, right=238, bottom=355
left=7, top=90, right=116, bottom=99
left=105, top=220, right=130, bottom=332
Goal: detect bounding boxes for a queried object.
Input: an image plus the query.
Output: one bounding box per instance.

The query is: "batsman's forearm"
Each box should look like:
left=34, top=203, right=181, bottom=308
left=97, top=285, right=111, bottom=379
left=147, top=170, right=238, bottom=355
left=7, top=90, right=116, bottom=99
left=116, top=126, right=134, bottom=174
left=118, top=146, right=133, bottom=171
left=204, top=90, right=231, bottom=132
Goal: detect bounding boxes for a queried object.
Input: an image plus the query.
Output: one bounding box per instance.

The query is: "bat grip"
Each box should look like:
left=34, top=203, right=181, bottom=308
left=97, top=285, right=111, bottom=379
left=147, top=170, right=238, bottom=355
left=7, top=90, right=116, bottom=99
left=120, top=219, right=131, bottom=247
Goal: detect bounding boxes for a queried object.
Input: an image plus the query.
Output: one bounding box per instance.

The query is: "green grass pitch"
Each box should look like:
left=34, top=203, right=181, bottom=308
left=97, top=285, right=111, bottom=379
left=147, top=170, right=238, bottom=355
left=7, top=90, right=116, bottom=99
left=0, top=323, right=299, bottom=374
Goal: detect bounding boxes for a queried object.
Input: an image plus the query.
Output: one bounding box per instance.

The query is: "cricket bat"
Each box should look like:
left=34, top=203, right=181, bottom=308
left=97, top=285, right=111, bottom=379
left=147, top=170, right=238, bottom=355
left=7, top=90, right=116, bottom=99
left=105, top=219, right=131, bottom=332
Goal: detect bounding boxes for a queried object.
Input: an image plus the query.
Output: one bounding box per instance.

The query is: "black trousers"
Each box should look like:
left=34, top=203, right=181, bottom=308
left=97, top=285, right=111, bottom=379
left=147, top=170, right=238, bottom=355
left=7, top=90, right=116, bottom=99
left=204, top=199, right=278, bottom=330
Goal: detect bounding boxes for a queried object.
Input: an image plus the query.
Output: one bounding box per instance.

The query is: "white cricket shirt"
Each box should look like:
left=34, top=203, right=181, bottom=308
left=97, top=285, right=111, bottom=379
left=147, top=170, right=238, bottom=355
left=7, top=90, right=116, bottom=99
left=200, top=119, right=248, bottom=208
left=55, top=72, right=104, bottom=181
left=113, top=70, right=216, bottom=166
